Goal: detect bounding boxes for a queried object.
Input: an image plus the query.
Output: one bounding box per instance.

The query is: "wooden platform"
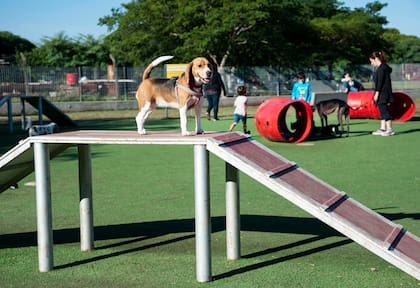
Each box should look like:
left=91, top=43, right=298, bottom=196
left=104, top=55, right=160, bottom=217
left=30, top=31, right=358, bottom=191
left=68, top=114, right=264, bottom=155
left=0, top=130, right=229, bottom=193
left=29, top=130, right=229, bottom=145
left=1, top=130, right=419, bottom=281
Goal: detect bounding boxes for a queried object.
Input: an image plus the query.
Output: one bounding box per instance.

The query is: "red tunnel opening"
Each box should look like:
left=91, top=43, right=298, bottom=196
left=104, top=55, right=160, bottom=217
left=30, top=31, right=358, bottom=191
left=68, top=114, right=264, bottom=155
left=254, top=97, right=313, bottom=143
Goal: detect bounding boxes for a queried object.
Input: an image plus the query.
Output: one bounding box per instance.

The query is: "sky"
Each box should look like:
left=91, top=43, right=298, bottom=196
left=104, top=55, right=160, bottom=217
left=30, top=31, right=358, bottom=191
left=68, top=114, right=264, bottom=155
left=0, top=0, right=419, bottom=46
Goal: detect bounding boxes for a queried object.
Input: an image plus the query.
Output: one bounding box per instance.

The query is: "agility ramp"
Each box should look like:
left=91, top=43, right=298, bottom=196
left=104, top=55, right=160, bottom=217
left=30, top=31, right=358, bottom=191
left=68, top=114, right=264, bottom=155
left=207, top=133, right=420, bottom=280
left=0, top=96, right=13, bottom=133
left=20, top=96, right=77, bottom=127
left=0, top=130, right=419, bottom=281
left=0, top=138, right=70, bottom=193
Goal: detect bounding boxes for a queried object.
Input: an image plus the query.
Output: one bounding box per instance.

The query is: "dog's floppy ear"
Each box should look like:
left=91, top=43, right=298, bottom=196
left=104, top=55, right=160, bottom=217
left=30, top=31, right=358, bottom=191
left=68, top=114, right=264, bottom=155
left=185, top=61, right=194, bottom=87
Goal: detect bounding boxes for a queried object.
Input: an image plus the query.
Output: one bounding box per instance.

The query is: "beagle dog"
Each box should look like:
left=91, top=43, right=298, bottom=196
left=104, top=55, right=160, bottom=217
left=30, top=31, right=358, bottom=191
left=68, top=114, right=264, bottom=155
left=135, top=55, right=213, bottom=135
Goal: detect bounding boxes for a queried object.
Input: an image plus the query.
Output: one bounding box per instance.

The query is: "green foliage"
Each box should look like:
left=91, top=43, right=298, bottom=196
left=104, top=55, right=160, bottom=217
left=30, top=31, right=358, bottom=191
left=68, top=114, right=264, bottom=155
left=0, top=31, right=35, bottom=64
left=310, top=9, right=388, bottom=67
left=383, top=29, right=420, bottom=63
left=99, top=0, right=404, bottom=68
left=25, top=32, right=110, bottom=67
left=2, top=0, right=420, bottom=68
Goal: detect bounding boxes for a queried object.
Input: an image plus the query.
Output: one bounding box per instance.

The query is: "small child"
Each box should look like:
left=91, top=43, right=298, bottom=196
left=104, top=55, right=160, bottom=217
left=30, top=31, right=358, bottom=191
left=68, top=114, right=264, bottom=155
left=229, top=86, right=250, bottom=134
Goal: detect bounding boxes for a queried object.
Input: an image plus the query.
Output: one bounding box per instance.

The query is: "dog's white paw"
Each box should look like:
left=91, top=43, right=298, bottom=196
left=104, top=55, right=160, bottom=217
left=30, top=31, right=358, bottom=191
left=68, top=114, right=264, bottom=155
left=137, top=129, right=147, bottom=135
left=182, top=131, right=192, bottom=136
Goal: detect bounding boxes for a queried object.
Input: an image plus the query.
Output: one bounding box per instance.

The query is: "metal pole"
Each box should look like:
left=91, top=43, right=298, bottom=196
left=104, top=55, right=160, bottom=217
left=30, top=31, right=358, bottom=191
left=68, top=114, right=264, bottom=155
left=78, top=144, right=94, bottom=251
left=7, top=97, right=13, bottom=133
left=226, top=162, right=240, bottom=260
left=34, top=142, right=54, bottom=272
left=20, top=98, right=26, bottom=130
left=194, top=144, right=212, bottom=282
left=78, top=67, right=82, bottom=102
left=37, top=96, right=43, bottom=125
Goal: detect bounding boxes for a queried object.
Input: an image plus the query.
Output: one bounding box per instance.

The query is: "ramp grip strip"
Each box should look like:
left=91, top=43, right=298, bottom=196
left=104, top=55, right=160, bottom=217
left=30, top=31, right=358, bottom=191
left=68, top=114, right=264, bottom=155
left=213, top=133, right=251, bottom=146
left=324, top=193, right=348, bottom=212
left=267, top=162, right=297, bottom=178
left=385, top=225, right=406, bottom=251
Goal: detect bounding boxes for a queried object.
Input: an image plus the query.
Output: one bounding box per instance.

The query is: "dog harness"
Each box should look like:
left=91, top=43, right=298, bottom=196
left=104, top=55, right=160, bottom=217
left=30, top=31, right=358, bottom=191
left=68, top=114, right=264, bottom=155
left=175, top=80, right=203, bottom=105
left=175, top=81, right=203, bottom=96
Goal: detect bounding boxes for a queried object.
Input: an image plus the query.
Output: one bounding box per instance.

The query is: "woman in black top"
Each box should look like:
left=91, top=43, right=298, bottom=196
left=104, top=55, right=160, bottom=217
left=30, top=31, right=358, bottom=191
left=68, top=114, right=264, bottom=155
left=369, top=50, right=394, bottom=136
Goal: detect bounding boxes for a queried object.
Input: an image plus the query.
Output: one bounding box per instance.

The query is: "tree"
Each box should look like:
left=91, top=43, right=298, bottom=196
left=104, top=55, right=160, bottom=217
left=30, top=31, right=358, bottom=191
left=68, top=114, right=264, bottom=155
left=99, top=0, right=272, bottom=67
left=26, top=32, right=110, bottom=67
left=100, top=0, right=397, bottom=68
left=0, top=31, right=35, bottom=64
left=310, top=2, right=389, bottom=67
left=383, top=29, right=420, bottom=63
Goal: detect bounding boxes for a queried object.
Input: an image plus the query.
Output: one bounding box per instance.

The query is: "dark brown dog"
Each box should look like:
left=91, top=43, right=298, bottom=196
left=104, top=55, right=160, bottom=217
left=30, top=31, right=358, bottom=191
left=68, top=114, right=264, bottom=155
left=316, top=99, right=350, bottom=137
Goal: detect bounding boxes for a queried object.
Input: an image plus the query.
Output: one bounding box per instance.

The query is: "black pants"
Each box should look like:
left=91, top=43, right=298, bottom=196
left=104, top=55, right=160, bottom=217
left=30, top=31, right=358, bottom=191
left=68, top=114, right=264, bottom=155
left=377, top=103, right=392, bottom=121
left=206, top=93, right=220, bottom=119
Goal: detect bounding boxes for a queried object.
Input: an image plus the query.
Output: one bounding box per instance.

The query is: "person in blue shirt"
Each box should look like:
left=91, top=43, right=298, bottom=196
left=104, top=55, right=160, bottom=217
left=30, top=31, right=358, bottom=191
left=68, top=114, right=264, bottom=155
left=290, top=71, right=313, bottom=131
left=291, top=71, right=312, bottom=103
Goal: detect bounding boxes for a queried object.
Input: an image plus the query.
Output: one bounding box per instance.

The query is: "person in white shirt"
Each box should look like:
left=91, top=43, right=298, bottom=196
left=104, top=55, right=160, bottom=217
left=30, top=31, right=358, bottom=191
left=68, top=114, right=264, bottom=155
left=228, top=86, right=250, bottom=134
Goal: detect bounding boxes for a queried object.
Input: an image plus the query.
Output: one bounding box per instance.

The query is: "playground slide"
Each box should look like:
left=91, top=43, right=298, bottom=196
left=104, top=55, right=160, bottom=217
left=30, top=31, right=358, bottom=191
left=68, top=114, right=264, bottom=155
left=206, top=133, right=420, bottom=280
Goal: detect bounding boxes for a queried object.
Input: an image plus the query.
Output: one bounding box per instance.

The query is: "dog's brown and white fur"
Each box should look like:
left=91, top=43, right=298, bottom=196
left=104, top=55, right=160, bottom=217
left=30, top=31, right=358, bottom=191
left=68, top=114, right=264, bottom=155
left=316, top=99, right=350, bottom=137
left=135, top=56, right=213, bottom=135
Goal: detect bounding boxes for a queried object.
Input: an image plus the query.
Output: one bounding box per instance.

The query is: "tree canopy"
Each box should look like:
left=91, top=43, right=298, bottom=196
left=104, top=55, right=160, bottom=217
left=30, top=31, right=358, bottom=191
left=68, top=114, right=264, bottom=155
left=0, top=31, right=35, bottom=64
left=26, top=32, right=110, bottom=67
left=1, top=0, right=419, bottom=68
left=98, top=0, right=410, bottom=67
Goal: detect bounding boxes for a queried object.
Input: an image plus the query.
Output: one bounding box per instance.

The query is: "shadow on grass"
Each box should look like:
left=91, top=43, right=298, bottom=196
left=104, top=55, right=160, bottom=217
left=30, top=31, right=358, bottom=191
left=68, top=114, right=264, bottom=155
left=2, top=211, right=419, bottom=277
left=408, top=116, right=420, bottom=122
left=213, top=238, right=353, bottom=281
left=1, top=215, right=341, bottom=250
left=307, top=125, right=420, bottom=141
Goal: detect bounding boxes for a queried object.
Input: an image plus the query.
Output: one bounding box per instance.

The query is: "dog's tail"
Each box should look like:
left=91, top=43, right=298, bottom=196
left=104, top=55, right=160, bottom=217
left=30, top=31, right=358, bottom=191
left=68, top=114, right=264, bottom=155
left=142, top=55, right=174, bottom=81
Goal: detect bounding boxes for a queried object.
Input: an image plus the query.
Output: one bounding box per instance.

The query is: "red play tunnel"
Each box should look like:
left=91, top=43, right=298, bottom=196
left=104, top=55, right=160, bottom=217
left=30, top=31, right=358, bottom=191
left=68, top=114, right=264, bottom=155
left=348, top=91, right=416, bottom=122
left=254, top=97, right=313, bottom=143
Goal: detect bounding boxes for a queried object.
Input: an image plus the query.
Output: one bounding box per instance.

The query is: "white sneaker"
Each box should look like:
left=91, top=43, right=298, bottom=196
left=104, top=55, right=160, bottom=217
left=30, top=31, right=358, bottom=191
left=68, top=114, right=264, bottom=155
left=382, top=129, right=395, bottom=136
left=372, top=129, right=385, bottom=136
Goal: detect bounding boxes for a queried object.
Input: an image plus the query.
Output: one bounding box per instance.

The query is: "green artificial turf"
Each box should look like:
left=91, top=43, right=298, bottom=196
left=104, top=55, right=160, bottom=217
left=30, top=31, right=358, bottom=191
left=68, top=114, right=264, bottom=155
left=1, top=106, right=419, bottom=287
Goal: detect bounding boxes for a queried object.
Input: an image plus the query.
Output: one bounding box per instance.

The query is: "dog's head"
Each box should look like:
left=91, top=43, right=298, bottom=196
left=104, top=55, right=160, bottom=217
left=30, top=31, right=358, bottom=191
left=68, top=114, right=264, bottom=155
left=186, top=57, right=213, bottom=87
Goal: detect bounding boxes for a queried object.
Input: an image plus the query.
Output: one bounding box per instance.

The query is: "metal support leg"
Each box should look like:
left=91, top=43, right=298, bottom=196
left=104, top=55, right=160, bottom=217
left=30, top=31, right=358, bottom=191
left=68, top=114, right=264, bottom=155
left=34, top=142, right=53, bottom=272
left=78, top=144, right=94, bottom=251
left=20, top=98, right=27, bottom=130
left=194, top=144, right=212, bottom=282
left=7, top=97, right=13, bottom=134
left=38, top=96, right=43, bottom=125
left=226, top=162, right=240, bottom=260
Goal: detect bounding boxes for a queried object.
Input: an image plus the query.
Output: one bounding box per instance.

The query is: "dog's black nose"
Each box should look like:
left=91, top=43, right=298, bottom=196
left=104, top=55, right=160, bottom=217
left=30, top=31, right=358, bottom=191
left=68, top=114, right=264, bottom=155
left=207, top=71, right=212, bottom=77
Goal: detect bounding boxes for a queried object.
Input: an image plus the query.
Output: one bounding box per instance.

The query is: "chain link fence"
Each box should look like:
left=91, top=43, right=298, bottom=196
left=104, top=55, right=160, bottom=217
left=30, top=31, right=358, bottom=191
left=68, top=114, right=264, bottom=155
left=1, top=63, right=419, bottom=101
